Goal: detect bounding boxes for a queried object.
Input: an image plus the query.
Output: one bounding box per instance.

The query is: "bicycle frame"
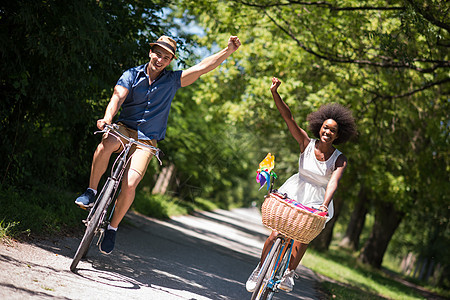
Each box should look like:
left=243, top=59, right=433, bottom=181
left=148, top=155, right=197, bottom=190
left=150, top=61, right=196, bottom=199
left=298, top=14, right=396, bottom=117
left=70, top=124, right=161, bottom=272
left=251, top=172, right=296, bottom=300
left=266, top=237, right=293, bottom=290
left=252, top=235, right=293, bottom=300
left=84, top=124, right=146, bottom=236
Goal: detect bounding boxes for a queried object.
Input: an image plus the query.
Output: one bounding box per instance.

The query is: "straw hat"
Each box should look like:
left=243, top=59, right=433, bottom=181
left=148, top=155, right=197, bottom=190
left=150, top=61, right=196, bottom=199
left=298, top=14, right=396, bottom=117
left=149, top=36, right=177, bottom=58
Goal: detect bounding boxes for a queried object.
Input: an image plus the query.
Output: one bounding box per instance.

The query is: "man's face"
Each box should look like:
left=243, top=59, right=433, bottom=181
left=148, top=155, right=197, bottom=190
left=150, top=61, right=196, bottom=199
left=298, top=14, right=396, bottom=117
left=148, top=46, right=174, bottom=72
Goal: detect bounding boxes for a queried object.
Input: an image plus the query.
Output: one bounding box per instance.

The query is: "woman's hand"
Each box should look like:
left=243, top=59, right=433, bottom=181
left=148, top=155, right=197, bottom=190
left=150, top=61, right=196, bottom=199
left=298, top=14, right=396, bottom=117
left=318, top=204, right=328, bottom=212
left=270, top=77, right=281, bottom=93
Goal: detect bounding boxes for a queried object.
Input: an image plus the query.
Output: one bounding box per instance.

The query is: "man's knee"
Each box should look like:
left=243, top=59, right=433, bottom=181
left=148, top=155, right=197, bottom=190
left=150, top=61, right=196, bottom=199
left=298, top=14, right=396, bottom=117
left=99, top=134, right=121, bottom=153
left=123, top=168, right=143, bottom=190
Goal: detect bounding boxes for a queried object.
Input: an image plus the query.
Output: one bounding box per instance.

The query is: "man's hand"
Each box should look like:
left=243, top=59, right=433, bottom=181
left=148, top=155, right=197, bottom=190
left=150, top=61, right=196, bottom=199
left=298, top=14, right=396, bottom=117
left=270, top=77, right=282, bottom=93
left=228, top=36, right=241, bottom=52
left=97, top=119, right=110, bottom=130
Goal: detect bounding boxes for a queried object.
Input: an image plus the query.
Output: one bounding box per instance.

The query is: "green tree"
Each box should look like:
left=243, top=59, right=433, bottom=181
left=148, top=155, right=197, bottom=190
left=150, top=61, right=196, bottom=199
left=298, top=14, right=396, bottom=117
left=0, top=0, right=172, bottom=189
left=175, top=0, right=449, bottom=272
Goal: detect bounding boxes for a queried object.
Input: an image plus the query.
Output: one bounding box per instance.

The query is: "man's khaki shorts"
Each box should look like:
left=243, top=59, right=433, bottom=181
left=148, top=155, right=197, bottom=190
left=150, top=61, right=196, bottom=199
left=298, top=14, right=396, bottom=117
left=106, top=122, right=157, bottom=177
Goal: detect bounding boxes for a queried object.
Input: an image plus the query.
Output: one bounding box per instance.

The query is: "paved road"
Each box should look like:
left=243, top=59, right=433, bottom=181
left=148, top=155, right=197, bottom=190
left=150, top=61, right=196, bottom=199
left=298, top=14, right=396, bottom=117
left=0, top=207, right=321, bottom=299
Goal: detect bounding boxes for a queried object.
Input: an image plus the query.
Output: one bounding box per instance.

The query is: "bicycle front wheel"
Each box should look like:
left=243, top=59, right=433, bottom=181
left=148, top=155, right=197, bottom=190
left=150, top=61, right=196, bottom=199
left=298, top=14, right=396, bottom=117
left=251, top=237, right=282, bottom=300
left=70, top=178, right=116, bottom=272
left=266, top=239, right=292, bottom=300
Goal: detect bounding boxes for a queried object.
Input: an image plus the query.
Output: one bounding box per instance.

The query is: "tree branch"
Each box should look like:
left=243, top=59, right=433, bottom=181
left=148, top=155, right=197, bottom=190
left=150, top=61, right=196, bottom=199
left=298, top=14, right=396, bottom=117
left=235, top=0, right=405, bottom=11
left=369, top=77, right=450, bottom=99
left=405, top=0, right=450, bottom=32
left=265, top=11, right=450, bottom=72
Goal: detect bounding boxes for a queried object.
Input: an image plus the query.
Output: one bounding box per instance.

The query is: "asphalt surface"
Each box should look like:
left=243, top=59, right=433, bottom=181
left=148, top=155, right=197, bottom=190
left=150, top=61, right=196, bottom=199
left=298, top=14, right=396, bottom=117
left=0, top=207, right=322, bottom=299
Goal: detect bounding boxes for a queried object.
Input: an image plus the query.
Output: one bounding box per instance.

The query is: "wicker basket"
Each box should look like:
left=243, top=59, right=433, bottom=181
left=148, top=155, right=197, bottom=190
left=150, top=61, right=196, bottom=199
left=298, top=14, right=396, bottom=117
left=261, top=193, right=327, bottom=244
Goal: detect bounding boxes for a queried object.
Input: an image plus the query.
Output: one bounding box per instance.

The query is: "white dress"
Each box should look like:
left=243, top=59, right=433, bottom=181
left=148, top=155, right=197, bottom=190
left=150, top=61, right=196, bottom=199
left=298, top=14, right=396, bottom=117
left=278, top=139, right=342, bottom=222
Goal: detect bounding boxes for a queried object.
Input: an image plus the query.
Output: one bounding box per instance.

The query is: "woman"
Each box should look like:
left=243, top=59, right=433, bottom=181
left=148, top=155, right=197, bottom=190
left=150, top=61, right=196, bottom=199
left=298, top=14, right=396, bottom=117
left=246, top=77, right=357, bottom=293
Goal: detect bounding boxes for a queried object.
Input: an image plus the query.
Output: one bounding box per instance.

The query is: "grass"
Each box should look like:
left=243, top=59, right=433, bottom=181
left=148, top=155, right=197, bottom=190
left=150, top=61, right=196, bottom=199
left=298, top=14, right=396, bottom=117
left=0, top=185, right=86, bottom=239
left=132, top=189, right=220, bottom=219
left=302, top=246, right=445, bottom=300
left=0, top=185, right=220, bottom=241
left=0, top=219, right=20, bottom=246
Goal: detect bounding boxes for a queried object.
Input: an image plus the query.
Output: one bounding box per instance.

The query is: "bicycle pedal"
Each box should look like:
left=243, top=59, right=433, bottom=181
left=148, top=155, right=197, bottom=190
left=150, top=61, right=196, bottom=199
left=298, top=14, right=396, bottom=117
left=77, top=204, right=90, bottom=211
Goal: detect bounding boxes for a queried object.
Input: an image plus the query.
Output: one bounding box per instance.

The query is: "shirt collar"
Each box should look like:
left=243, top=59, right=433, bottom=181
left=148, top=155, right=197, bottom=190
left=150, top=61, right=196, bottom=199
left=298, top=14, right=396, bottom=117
left=142, top=63, right=168, bottom=82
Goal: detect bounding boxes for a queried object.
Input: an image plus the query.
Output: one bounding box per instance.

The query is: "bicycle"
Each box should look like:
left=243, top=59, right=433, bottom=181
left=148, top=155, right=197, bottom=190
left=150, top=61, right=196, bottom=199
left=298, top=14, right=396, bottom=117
left=251, top=169, right=327, bottom=300
left=251, top=228, right=294, bottom=300
left=70, top=124, right=161, bottom=272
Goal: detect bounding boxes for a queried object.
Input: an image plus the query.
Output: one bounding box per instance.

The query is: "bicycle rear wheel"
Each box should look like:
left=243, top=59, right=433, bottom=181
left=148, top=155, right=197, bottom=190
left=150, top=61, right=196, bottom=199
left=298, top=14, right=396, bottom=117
left=251, top=237, right=282, bottom=300
left=70, top=178, right=116, bottom=272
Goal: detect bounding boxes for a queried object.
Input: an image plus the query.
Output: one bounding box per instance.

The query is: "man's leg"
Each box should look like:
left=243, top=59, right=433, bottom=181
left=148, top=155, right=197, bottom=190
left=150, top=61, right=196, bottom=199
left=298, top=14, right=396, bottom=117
left=99, top=133, right=156, bottom=254
left=89, top=134, right=121, bottom=190
left=76, top=133, right=121, bottom=207
left=109, top=168, right=143, bottom=228
left=99, top=168, right=142, bottom=255
left=110, top=136, right=156, bottom=227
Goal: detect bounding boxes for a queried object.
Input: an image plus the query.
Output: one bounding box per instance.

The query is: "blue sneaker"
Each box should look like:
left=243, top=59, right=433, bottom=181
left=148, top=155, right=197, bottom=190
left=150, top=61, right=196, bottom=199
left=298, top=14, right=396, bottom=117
left=74, top=189, right=96, bottom=208
left=99, top=229, right=116, bottom=254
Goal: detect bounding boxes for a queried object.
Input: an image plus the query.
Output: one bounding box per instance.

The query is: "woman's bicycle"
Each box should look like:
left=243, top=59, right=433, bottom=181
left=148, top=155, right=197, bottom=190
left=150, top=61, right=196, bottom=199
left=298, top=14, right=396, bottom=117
left=252, top=154, right=327, bottom=300
left=251, top=228, right=294, bottom=300
left=70, top=124, right=161, bottom=272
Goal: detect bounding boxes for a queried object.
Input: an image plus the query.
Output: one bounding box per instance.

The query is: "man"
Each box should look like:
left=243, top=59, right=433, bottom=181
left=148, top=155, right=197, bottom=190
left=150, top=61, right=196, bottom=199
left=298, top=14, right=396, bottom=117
left=75, top=35, right=241, bottom=254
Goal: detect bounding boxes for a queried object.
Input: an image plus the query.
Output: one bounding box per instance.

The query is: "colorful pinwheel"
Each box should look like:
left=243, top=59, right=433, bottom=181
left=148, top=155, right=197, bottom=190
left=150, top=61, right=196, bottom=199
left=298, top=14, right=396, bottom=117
left=256, top=153, right=277, bottom=190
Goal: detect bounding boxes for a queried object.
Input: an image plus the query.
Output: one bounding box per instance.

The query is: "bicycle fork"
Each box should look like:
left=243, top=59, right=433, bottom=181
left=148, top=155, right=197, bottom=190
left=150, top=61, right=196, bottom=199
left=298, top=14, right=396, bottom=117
left=267, top=239, right=293, bottom=291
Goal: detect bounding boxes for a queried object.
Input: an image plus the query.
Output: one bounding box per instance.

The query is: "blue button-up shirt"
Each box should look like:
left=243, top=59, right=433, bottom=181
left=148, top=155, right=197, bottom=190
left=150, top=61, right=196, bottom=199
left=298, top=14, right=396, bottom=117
left=116, top=63, right=182, bottom=141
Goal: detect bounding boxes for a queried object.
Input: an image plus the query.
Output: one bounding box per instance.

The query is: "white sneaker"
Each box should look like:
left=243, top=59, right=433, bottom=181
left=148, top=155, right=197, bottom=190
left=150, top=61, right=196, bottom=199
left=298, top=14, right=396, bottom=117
left=245, top=263, right=261, bottom=292
left=278, top=269, right=295, bottom=292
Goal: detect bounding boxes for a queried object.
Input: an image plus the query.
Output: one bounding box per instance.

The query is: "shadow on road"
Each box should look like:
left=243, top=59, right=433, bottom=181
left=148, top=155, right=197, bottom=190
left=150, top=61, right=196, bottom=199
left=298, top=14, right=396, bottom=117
left=27, top=208, right=318, bottom=300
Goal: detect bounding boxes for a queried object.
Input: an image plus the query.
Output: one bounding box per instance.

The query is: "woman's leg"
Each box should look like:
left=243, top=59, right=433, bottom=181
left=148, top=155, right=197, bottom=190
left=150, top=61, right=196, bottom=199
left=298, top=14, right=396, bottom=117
left=260, top=230, right=278, bottom=265
left=288, top=241, right=308, bottom=271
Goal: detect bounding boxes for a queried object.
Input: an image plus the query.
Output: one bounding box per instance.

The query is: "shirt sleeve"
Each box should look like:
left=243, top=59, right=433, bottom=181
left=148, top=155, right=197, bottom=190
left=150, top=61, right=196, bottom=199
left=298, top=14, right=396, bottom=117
left=172, top=70, right=182, bottom=89
left=116, top=68, right=136, bottom=90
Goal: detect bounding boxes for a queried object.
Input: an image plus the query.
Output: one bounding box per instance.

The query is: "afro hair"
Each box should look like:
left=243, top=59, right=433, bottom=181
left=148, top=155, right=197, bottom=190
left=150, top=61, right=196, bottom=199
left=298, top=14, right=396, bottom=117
left=307, top=103, right=357, bottom=145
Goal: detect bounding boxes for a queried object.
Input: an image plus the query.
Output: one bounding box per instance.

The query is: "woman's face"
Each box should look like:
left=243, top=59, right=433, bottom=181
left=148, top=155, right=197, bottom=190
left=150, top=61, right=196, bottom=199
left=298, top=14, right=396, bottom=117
left=319, top=119, right=339, bottom=143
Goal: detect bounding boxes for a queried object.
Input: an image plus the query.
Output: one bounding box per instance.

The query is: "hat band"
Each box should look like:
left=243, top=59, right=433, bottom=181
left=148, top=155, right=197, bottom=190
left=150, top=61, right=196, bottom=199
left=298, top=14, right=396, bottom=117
left=155, top=41, right=175, bottom=54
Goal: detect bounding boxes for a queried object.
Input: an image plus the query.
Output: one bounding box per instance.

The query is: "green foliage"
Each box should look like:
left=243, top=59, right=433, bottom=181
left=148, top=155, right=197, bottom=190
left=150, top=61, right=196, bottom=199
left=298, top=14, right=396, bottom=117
left=304, top=246, right=431, bottom=299
left=0, top=0, right=448, bottom=290
left=319, top=281, right=388, bottom=300
left=0, top=220, right=21, bottom=242
left=156, top=62, right=261, bottom=207
left=177, top=0, right=449, bottom=277
left=132, top=190, right=221, bottom=219
left=0, top=186, right=84, bottom=237
left=0, top=0, right=172, bottom=189
left=133, top=191, right=188, bottom=219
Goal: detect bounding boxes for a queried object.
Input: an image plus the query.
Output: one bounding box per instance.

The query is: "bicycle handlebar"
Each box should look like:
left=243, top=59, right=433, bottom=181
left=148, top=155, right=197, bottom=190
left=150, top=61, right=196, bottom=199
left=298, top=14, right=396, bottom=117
left=98, top=124, right=163, bottom=165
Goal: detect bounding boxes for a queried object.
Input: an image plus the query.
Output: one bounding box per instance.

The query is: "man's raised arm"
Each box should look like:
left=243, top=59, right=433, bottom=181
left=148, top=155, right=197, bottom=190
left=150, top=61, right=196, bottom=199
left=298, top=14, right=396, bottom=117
left=180, top=36, right=241, bottom=87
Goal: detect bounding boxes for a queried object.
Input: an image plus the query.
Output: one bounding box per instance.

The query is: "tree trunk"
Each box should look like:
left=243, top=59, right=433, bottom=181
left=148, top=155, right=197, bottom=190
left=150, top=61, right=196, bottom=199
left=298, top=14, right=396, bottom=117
left=358, top=201, right=403, bottom=268
left=339, top=184, right=369, bottom=250
left=152, top=163, right=175, bottom=195
left=310, top=195, right=344, bottom=251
